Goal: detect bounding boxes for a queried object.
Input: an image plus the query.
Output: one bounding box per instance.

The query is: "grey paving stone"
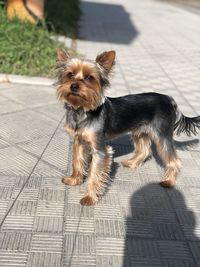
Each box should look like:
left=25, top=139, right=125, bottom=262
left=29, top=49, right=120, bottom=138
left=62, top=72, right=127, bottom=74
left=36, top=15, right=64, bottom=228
left=36, top=201, right=64, bottom=217
left=162, top=259, right=196, bottom=267
left=126, top=239, right=160, bottom=258
left=1, top=215, right=34, bottom=231
left=65, top=218, right=94, bottom=234
left=96, top=255, right=124, bottom=267
left=96, top=237, right=124, bottom=256
left=33, top=216, right=63, bottom=233
left=0, top=138, right=10, bottom=149
left=33, top=103, right=65, bottom=122
left=94, top=205, right=122, bottom=220
left=15, top=176, right=41, bottom=189
left=0, top=110, right=58, bottom=144
left=12, top=188, right=39, bottom=201
left=0, top=251, right=28, bottom=267
left=31, top=161, right=65, bottom=178
left=158, top=240, right=193, bottom=259
left=63, top=254, right=96, bottom=267
left=124, top=220, right=153, bottom=238
left=0, top=187, right=13, bottom=201
left=182, top=225, right=200, bottom=241
left=95, top=219, right=124, bottom=237
left=0, top=200, right=9, bottom=217
left=38, top=188, right=65, bottom=202
left=30, top=234, right=63, bottom=252
left=38, top=131, right=71, bottom=171
left=0, top=84, right=56, bottom=108
left=39, top=176, right=63, bottom=189
left=65, top=203, right=94, bottom=218
left=27, top=252, right=61, bottom=267
left=10, top=200, right=37, bottom=216
left=152, top=223, right=185, bottom=240
left=64, top=234, right=95, bottom=254
left=0, top=232, right=31, bottom=251
left=188, top=241, right=200, bottom=260
left=0, top=146, right=38, bottom=176
left=0, top=99, right=25, bottom=115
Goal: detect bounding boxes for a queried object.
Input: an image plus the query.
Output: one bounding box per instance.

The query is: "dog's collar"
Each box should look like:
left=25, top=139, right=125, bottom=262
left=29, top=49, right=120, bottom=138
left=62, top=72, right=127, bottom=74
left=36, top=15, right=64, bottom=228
left=64, top=103, right=104, bottom=113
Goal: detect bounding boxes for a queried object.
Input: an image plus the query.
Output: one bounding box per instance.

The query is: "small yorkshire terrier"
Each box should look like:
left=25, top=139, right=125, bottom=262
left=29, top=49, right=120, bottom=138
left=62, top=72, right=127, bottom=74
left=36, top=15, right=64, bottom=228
left=56, top=49, right=200, bottom=206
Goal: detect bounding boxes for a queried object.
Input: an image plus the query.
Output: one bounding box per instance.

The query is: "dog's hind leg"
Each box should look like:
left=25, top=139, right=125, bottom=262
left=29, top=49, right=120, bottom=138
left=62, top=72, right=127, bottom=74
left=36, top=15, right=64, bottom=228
left=155, top=137, right=181, bottom=187
left=121, top=133, right=151, bottom=169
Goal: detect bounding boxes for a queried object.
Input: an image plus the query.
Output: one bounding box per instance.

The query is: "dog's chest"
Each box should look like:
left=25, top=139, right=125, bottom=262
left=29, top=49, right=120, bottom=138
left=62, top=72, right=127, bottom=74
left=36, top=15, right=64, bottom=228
left=65, top=108, right=88, bottom=130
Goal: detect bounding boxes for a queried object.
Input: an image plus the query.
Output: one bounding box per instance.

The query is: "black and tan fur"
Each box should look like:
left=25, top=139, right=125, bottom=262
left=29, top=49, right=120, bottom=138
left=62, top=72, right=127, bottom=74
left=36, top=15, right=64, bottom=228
left=55, top=49, right=200, bottom=206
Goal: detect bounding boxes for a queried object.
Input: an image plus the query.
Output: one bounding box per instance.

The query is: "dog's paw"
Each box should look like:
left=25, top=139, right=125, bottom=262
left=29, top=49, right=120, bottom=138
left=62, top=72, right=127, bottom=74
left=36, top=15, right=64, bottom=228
left=62, top=176, right=81, bottom=186
left=160, top=178, right=175, bottom=188
left=121, top=159, right=139, bottom=169
left=80, top=195, right=98, bottom=206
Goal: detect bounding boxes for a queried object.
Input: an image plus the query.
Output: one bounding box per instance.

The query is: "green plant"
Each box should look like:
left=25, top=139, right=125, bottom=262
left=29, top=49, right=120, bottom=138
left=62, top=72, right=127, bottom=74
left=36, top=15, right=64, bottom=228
left=0, top=0, right=80, bottom=77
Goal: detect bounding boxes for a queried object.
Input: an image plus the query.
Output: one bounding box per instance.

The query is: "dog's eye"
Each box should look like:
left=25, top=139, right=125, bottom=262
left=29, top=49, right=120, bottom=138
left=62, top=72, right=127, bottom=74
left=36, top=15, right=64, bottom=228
left=85, top=75, right=93, bottom=81
left=67, top=72, right=74, bottom=79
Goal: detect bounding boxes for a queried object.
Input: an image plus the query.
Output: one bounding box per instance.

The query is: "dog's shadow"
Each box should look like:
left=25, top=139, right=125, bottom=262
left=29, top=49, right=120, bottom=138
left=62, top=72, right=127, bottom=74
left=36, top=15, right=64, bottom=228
left=108, top=134, right=199, bottom=181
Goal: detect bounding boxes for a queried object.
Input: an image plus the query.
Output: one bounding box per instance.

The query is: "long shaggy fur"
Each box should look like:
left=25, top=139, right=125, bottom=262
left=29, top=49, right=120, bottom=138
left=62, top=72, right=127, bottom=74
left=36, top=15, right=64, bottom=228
left=174, top=114, right=200, bottom=136
left=55, top=49, right=200, bottom=206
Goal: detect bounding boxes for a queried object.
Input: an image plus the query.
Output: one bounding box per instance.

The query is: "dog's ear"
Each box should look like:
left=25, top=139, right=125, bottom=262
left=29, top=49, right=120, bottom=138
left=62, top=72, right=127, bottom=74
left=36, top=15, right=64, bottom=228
left=96, top=50, right=116, bottom=72
left=56, top=48, right=70, bottom=63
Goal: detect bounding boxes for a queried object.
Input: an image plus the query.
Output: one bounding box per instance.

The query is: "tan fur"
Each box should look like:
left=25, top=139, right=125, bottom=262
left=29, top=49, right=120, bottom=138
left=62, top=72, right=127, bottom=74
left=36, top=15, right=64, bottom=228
left=57, top=60, right=103, bottom=111
left=63, top=125, right=113, bottom=205
left=56, top=50, right=186, bottom=206
left=62, top=136, right=90, bottom=186
left=155, top=140, right=181, bottom=187
left=122, top=133, right=151, bottom=169
left=64, top=123, right=75, bottom=137
left=80, top=146, right=113, bottom=205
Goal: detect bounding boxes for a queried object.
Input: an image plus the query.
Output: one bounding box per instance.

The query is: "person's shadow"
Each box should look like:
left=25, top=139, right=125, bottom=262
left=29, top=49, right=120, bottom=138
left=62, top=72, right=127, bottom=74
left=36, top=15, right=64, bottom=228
left=123, top=183, right=199, bottom=266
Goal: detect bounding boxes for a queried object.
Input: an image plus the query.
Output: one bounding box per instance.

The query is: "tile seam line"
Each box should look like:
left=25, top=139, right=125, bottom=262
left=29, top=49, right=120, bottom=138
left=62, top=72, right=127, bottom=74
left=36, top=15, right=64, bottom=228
left=0, top=113, right=66, bottom=229
left=26, top=143, right=71, bottom=267
left=0, top=135, right=68, bottom=176
left=60, top=138, right=72, bottom=267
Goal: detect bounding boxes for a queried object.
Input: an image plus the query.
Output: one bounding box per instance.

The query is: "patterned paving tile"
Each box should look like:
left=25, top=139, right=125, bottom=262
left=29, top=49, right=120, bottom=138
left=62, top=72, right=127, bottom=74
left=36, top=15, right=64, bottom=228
left=0, top=84, right=57, bottom=108
left=0, top=110, right=58, bottom=144
left=27, top=252, right=62, bottom=267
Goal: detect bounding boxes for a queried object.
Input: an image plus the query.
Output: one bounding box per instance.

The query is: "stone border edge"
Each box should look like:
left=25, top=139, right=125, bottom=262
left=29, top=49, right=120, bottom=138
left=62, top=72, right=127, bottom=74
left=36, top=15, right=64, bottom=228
left=0, top=73, right=54, bottom=86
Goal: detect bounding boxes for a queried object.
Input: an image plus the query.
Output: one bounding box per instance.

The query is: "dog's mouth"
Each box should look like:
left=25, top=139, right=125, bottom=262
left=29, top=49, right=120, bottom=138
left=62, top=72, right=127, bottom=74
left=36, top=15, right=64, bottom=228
left=68, top=92, right=88, bottom=102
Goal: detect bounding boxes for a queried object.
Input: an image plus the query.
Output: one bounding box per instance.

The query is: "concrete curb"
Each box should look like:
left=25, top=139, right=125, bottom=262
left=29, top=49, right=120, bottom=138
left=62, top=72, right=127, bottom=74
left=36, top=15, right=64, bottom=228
left=0, top=73, right=54, bottom=86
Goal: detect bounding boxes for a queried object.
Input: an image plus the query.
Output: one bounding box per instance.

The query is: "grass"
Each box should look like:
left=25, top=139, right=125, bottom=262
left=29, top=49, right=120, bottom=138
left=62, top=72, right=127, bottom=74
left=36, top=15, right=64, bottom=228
left=0, top=0, right=80, bottom=77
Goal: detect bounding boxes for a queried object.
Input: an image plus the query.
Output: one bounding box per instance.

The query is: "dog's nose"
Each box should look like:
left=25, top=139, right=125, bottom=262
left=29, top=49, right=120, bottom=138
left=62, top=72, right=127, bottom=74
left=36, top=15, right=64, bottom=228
left=70, top=83, right=79, bottom=93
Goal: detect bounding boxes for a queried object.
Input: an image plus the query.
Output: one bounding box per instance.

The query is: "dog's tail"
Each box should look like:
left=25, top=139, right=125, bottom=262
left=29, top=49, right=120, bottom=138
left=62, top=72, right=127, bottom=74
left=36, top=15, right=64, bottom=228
left=170, top=97, right=200, bottom=136
left=174, top=114, right=200, bottom=136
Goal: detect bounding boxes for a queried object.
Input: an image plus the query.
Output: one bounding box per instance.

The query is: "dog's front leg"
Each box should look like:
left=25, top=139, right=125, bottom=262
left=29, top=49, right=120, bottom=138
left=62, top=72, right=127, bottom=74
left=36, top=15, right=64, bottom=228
left=80, top=145, right=113, bottom=206
left=62, top=135, right=89, bottom=186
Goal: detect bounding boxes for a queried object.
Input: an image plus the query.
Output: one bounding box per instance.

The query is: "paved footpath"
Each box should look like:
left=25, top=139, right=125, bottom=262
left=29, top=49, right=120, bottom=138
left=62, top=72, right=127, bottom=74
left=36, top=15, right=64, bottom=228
left=0, top=0, right=200, bottom=266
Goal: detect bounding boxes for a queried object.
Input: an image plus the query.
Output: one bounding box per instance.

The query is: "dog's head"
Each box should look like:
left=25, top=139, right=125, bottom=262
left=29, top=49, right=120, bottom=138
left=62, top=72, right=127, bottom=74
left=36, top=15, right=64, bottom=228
left=56, top=49, right=115, bottom=111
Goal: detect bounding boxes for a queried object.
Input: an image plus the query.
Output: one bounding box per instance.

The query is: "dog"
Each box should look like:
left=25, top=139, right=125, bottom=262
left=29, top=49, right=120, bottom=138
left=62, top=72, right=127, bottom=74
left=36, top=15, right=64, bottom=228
left=55, top=49, right=200, bottom=206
